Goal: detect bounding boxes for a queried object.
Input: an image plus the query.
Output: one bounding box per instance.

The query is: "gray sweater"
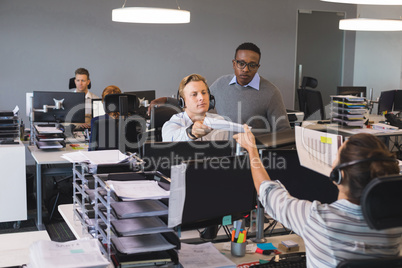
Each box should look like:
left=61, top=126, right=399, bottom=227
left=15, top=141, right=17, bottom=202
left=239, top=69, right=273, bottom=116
left=209, top=74, right=290, bottom=131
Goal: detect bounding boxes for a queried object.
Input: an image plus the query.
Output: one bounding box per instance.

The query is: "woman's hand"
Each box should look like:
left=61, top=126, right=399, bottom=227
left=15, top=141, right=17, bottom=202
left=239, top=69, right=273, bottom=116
left=233, top=124, right=257, bottom=153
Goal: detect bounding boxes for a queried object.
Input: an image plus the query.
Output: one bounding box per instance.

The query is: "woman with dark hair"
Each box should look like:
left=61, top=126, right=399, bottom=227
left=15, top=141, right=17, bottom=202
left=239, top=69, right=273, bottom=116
left=234, top=126, right=402, bottom=268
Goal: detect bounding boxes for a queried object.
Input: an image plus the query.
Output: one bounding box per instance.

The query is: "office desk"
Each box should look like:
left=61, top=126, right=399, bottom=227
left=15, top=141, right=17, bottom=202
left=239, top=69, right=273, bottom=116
left=59, top=203, right=304, bottom=267
left=0, top=230, right=50, bottom=267
left=28, top=143, right=88, bottom=230
left=214, top=233, right=305, bottom=265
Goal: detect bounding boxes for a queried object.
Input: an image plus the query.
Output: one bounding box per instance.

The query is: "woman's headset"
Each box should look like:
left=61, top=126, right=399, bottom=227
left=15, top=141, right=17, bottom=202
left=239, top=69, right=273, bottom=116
left=177, top=88, right=215, bottom=110
left=329, top=157, right=397, bottom=185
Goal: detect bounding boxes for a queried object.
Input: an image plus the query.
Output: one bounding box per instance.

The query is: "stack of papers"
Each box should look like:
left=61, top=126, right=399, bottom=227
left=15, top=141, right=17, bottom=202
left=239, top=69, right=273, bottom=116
left=29, top=239, right=109, bottom=268
left=112, top=234, right=176, bottom=255
left=107, top=180, right=170, bottom=201
left=112, top=217, right=172, bottom=236
left=111, top=199, right=168, bottom=219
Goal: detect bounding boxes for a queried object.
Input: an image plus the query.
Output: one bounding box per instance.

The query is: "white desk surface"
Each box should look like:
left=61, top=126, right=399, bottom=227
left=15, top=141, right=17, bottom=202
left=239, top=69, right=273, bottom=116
left=28, top=143, right=88, bottom=164
left=58, top=203, right=90, bottom=240
left=59, top=203, right=305, bottom=266
left=0, top=230, right=50, bottom=267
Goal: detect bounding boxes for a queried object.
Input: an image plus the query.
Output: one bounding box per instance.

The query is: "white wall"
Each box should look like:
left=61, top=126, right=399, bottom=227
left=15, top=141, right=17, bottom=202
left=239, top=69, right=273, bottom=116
left=0, top=0, right=357, bottom=125
left=353, top=5, right=402, bottom=102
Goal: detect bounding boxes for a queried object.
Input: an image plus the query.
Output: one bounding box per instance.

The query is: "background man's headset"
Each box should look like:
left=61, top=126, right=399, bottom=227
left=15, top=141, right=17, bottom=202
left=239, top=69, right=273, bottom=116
left=177, top=88, right=215, bottom=110
left=329, top=157, right=397, bottom=185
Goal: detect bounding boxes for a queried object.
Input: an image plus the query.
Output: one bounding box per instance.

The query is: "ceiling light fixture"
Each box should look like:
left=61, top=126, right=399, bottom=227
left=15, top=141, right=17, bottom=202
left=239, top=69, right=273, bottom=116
left=321, top=0, right=402, bottom=5
left=339, top=18, right=402, bottom=31
left=112, top=0, right=190, bottom=24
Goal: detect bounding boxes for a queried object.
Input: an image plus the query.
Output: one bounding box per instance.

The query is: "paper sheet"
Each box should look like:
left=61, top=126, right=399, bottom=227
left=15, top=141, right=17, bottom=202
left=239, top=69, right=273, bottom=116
left=107, top=180, right=170, bottom=201
left=203, top=117, right=245, bottom=133
left=178, top=242, right=236, bottom=268
left=295, top=126, right=343, bottom=177
left=168, top=163, right=187, bottom=228
left=62, top=149, right=127, bottom=164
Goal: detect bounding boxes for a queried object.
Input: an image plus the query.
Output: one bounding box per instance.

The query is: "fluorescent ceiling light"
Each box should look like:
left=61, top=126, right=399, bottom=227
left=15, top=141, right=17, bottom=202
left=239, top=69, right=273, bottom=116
left=322, top=0, right=402, bottom=4
left=112, top=7, right=190, bottom=24
left=339, top=18, right=402, bottom=31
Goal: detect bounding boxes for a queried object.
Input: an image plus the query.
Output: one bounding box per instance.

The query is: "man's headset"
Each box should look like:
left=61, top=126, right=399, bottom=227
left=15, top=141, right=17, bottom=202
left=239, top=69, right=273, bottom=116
left=329, top=157, right=397, bottom=185
left=177, top=88, right=215, bottom=110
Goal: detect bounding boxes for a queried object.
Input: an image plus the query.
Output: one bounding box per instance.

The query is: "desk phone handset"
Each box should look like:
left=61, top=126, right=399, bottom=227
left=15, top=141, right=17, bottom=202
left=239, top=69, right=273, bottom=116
left=385, top=114, right=402, bottom=129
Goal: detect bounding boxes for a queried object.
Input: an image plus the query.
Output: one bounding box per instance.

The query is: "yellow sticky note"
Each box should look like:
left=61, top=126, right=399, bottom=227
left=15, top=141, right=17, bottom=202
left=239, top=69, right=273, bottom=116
left=320, top=136, right=332, bottom=144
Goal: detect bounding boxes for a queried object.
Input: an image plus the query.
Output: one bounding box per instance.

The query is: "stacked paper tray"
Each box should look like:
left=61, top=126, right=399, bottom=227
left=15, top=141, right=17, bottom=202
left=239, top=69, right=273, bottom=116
left=330, top=95, right=367, bottom=128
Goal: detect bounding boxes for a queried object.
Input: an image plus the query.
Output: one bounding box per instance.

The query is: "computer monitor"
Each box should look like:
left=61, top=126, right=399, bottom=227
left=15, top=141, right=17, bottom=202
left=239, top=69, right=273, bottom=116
left=262, top=149, right=338, bottom=203
left=378, top=90, right=396, bottom=115
left=91, top=98, right=106, bottom=118
left=32, top=91, right=85, bottom=123
left=337, top=86, right=367, bottom=97
left=141, top=140, right=235, bottom=177
left=169, top=155, right=257, bottom=230
left=392, top=90, right=402, bottom=112
left=124, top=90, right=156, bottom=119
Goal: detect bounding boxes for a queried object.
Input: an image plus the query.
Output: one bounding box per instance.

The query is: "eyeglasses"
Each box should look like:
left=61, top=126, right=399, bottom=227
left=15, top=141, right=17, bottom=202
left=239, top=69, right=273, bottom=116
left=234, top=60, right=260, bottom=71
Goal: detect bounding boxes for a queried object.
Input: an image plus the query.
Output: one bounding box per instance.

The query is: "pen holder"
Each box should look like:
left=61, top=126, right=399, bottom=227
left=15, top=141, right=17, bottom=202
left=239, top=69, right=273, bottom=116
left=231, top=241, right=247, bottom=257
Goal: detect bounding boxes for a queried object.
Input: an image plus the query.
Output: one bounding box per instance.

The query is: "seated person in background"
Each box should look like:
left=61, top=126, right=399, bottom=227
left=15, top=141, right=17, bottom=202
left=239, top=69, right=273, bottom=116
left=74, top=67, right=100, bottom=127
left=89, top=85, right=121, bottom=150
left=234, top=127, right=402, bottom=268
left=162, top=74, right=228, bottom=141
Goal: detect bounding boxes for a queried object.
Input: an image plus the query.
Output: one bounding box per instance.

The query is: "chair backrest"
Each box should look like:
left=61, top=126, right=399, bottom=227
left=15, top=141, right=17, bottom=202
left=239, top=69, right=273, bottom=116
left=336, top=175, right=402, bottom=267
left=150, top=105, right=180, bottom=142
left=298, top=88, right=325, bottom=120
left=68, top=77, right=91, bottom=89
left=360, top=175, right=402, bottom=230
left=378, top=90, right=396, bottom=115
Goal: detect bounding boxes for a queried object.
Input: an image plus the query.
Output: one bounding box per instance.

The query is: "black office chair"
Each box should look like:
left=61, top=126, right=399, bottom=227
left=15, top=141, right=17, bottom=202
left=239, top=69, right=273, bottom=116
left=297, top=77, right=325, bottom=120
left=149, top=105, right=181, bottom=142
left=337, top=175, right=402, bottom=268
left=378, top=90, right=396, bottom=115
left=68, top=77, right=91, bottom=89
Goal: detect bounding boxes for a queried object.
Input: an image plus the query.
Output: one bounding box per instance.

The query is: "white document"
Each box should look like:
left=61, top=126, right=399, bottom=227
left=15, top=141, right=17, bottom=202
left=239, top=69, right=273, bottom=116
left=203, top=117, right=245, bottom=133
left=107, top=180, right=170, bottom=201
left=61, top=149, right=127, bottom=165
left=295, top=126, right=343, bottom=177
left=168, top=163, right=187, bottom=228
left=29, top=239, right=109, bottom=268
left=178, top=242, right=236, bottom=268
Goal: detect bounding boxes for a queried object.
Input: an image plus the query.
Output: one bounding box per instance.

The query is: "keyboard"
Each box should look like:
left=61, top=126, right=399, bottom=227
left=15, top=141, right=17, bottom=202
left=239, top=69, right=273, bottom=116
left=252, top=252, right=306, bottom=268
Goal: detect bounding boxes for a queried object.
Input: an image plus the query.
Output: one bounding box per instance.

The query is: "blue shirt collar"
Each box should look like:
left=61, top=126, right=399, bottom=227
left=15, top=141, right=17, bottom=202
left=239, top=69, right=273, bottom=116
left=229, top=73, right=260, bottom=90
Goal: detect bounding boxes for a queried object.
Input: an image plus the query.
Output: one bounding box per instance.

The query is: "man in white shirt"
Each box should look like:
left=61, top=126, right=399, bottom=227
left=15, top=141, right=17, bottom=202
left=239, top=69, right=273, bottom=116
left=74, top=68, right=99, bottom=125
left=162, top=74, right=228, bottom=141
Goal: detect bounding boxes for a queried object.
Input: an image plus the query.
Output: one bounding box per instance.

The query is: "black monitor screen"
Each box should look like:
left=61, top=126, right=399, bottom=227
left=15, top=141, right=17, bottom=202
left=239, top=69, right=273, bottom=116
left=262, top=149, right=338, bottom=204
left=393, top=90, right=402, bottom=112
left=173, top=155, right=257, bottom=230
left=125, top=90, right=156, bottom=119
left=141, top=140, right=235, bottom=177
left=337, top=86, right=367, bottom=97
left=33, top=91, right=85, bottom=123
left=378, top=90, right=396, bottom=115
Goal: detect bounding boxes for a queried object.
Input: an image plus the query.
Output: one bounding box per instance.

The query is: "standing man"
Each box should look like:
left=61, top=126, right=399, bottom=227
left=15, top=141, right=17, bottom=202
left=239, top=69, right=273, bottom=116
left=74, top=68, right=99, bottom=125
left=148, top=43, right=290, bottom=132
left=210, top=42, right=290, bottom=132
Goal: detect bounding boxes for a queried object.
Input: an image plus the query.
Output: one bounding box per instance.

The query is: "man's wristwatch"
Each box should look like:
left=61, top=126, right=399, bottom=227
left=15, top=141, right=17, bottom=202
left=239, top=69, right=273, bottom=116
left=186, top=124, right=197, bottom=140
